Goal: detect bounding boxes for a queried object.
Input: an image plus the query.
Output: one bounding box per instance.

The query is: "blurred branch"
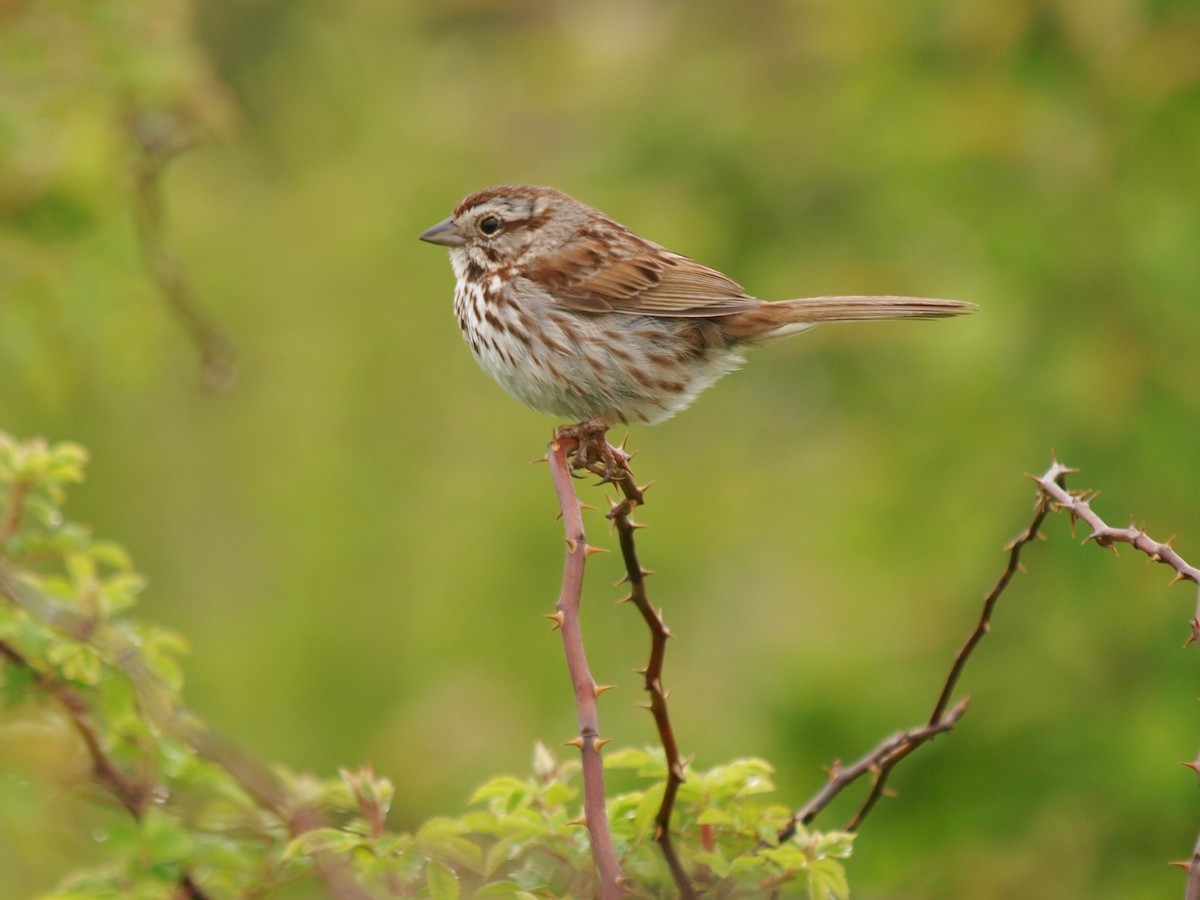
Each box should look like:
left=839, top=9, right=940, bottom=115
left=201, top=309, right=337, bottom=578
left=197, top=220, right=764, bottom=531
left=0, top=562, right=374, bottom=900
left=0, top=637, right=209, bottom=899
left=545, top=429, right=625, bottom=900
left=129, top=109, right=237, bottom=394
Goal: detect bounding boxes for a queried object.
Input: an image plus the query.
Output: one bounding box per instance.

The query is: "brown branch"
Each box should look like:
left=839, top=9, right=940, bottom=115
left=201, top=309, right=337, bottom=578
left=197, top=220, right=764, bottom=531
left=0, top=567, right=370, bottom=900
left=1030, top=464, right=1200, bottom=645
left=596, top=451, right=696, bottom=900
left=790, top=699, right=968, bottom=831
left=546, top=433, right=624, bottom=900
left=785, top=459, right=1065, bottom=838
left=1028, top=463, right=1200, bottom=900
left=0, top=640, right=150, bottom=818
left=129, top=110, right=237, bottom=395
left=0, top=639, right=212, bottom=899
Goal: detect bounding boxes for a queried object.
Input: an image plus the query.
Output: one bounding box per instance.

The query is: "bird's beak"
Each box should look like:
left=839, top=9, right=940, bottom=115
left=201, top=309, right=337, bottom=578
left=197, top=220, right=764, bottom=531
left=418, top=217, right=466, bottom=247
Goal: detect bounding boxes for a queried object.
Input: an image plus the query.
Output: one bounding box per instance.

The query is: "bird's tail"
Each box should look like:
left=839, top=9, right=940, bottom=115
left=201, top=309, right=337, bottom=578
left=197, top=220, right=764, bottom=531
left=722, top=295, right=977, bottom=345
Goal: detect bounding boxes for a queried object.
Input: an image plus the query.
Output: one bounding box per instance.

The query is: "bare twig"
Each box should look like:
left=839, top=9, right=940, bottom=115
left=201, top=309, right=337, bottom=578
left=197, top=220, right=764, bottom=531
left=129, top=110, right=237, bottom=394
left=597, top=456, right=695, bottom=899
left=1030, top=462, right=1200, bottom=644
left=790, top=699, right=968, bottom=830
left=546, top=433, right=624, bottom=900
left=1028, top=461, right=1200, bottom=900
left=786, top=459, right=1065, bottom=837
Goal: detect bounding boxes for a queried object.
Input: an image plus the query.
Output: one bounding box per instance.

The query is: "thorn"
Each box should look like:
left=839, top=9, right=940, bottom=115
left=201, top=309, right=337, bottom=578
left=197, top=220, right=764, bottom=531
left=531, top=453, right=549, bottom=464
left=1169, top=860, right=1192, bottom=872
left=614, top=573, right=630, bottom=586
left=1168, top=571, right=1188, bottom=587
left=564, top=737, right=585, bottom=749
left=566, top=815, right=589, bottom=828
left=637, top=481, right=655, bottom=496
left=544, top=611, right=565, bottom=632
left=593, top=684, right=617, bottom=697
left=635, top=701, right=652, bottom=710
left=663, top=686, right=675, bottom=700
left=584, top=544, right=609, bottom=558
left=1180, top=760, right=1200, bottom=774
left=565, top=537, right=579, bottom=554
left=615, top=593, right=633, bottom=605
left=579, top=501, right=598, bottom=512
left=640, top=567, right=656, bottom=578
left=633, top=666, right=649, bottom=676
left=594, top=737, right=612, bottom=752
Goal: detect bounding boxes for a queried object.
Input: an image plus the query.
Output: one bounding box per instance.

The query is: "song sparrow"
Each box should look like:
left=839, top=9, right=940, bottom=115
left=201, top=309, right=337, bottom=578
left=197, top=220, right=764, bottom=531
left=420, top=184, right=974, bottom=426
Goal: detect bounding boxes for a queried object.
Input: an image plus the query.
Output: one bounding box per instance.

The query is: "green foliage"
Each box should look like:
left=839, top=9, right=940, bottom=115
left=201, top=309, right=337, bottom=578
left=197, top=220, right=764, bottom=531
left=1, top=431, right=850, bottom=897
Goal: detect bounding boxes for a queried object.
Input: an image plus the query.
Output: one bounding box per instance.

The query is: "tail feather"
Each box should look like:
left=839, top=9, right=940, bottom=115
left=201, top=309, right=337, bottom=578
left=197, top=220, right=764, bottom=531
left=722, top=295, right=977, bottom=345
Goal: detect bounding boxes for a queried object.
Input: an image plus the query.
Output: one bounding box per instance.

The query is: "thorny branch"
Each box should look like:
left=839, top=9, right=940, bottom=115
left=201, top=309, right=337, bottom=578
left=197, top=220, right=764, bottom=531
left=551, top=426, right=695, bottom=898
left=784, top=460, right=1065, bottom=838
left=787, top=457, right=1200, bottom=900
left=581, top=438, right=696, bottom=900
left=546, top=432, right=625, bottom=900
left=1029, top=462, right=1200, bottom=900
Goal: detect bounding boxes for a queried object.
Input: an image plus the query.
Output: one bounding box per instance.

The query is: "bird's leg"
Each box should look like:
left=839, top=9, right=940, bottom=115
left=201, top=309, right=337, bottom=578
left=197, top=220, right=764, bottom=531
left=554, top=418, right=609, bottom=471
left=554, top=418, right=633, bottom=486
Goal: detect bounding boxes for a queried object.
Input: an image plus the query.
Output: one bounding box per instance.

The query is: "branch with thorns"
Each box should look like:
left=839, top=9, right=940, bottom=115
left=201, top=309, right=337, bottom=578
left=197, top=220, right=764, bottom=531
left=785, top=457, right=1200, bottom=900
left=544, top=422, right=697, bottom=899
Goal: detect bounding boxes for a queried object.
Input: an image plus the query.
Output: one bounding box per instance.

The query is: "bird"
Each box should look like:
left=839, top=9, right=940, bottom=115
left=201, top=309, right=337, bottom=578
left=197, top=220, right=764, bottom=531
left=420, top=184, right=974, bottom=427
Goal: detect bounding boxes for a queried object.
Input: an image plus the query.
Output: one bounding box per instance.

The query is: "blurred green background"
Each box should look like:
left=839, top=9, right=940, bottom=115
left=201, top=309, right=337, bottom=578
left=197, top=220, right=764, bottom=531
left=3, top=0, right=1200, bottom=897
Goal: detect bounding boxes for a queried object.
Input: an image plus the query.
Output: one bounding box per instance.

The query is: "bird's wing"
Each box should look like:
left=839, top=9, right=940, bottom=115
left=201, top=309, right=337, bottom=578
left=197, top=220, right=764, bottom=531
left=525, top=242, right=761, bottom=317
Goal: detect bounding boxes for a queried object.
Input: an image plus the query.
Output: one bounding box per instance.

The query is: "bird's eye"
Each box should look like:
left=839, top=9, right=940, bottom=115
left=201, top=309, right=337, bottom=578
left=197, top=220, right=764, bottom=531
left=479, top=215, right=502, bottom=236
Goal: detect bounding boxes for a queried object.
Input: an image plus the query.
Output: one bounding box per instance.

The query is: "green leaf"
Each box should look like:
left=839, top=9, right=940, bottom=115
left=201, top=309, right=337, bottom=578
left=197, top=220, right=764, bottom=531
left=693, top=850, right=732, bottom=879
left=696, top=806, right=736, bottom=827
left=417, top=819, right=485, bottom=873
left=632, top=780, right=665, bottom=841
left=602, top=746, right=655, bottom=771
left=807, top=858, right=850, bottom=900
left=282, top=827, right=366, bottom=861
left=45, top=641, right=103, bottom=686
left=470, top=776, right=530, bottom=810
left=426, top=860, right=461, bottom=900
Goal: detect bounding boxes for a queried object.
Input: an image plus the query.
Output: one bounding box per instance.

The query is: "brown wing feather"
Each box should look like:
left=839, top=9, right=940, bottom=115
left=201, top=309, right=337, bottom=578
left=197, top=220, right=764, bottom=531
left=530, top=228, right=762, bottom=317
